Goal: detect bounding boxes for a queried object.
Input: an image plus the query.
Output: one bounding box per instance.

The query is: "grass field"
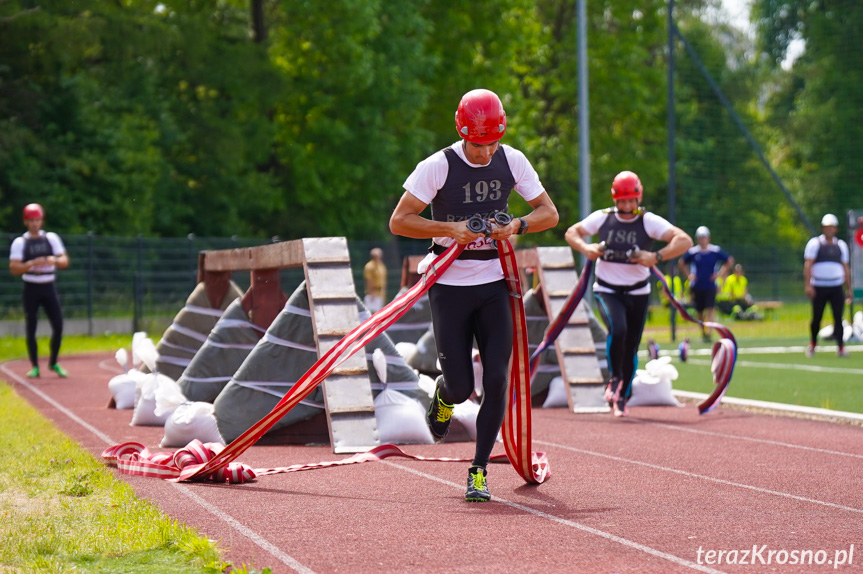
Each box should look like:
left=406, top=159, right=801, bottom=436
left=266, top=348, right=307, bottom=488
left=640, top=301, right=863, bottom=413
left=0, top=335, right=270, bottom=574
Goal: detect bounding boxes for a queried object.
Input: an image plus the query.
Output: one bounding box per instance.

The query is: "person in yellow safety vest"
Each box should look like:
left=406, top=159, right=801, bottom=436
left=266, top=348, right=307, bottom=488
left=718, top=264, right=758, bottom=318
left=657, top=264, right=688, bottom=307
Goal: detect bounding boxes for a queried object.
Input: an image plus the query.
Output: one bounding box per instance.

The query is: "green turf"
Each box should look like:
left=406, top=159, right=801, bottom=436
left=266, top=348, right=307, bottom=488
left=0, top=335, right=272, bottom=573
left=640, top=301, right=863, bottom=413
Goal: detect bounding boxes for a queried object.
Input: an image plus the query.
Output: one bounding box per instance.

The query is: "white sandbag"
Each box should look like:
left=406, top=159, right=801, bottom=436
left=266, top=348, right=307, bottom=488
left=394, top=342, right=418, bottom=362
left=853, top=311, right=863, bottom=343
left=108, top=368, right=146, bottom=410
left=160, top=402, right=225, bottom=448
left=373, top=388, right=434, bottom=445
left=133, top=333, right=158, bottom=372
left=451, top=400, right=480, bottom=442
left=131, top=372, right=183, bottom=426
left=818, top=321, right=853, bottom=342
left=154, top=376, right=188, bottom=418
left=115, top=348, right=129, bottom=373
left=131, top=331, right=148, bottom=369
left=417, top=373, right=436, bottom=398
left=372, top=348, right=389, bottom=384
left=628, top=356, right=683, bottom=407
left=542, top=376, right=569, bottom=408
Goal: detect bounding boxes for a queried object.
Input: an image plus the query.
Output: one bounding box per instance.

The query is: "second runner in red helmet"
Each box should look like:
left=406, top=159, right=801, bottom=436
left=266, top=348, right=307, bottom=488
left=565, top=171, right=691, bottom=417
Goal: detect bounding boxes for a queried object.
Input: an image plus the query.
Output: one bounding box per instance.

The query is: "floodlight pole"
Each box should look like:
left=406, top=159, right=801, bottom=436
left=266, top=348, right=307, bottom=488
left=667, top=0, right=678, bottom=342
left=577, top=0, right=590, bottom=258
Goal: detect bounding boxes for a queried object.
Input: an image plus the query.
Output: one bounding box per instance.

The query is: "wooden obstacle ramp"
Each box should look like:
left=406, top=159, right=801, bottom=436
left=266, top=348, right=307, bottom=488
left=202, top=237, right=378, bottom=454
left=402, top=245, right=608, bottom=414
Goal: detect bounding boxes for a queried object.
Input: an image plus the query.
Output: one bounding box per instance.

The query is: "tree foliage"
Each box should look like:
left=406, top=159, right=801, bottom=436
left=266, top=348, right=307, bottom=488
left=752, top=0, right=863, bottom=229
left=0, top=0, right=857, bottom=257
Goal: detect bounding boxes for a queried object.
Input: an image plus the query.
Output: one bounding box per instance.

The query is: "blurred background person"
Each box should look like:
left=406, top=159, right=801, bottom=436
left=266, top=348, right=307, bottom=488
left=8, top=203, right=70, bottom=378
left=717, top=264, right=759, bottom=319
left=679, top=226, right=733, bottom=342
left=363, top=247, right=387, bottom=313
left=804, top=214, right=852, bottom=357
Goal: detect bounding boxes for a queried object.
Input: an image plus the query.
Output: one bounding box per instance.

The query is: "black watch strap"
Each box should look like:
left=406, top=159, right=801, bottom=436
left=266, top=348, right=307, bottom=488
left=517, top=218, right=529, bottom=235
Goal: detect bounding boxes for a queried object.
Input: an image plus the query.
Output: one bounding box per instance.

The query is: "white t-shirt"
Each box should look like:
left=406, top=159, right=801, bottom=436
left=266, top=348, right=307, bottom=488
left=9, top=230, right=66, bottom=284
left=804, top=235, right=849, bottom=287
left=403, top=141, right=545, bottom=286
left=579, top=209, right=674, bottom=296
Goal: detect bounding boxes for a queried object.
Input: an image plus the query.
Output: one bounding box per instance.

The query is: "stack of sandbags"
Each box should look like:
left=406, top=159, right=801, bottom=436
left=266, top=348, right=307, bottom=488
left=213, top=282, right=428, bottom=444
left=176, top=297, right=267, bottom=403
left=149, top=281, right=244, bottom=381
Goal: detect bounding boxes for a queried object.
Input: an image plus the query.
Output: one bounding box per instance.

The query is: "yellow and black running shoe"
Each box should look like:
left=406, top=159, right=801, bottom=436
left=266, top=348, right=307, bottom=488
left=465, top=466, right=491, bottom=502
left=426, top=376, right=454, bottom=440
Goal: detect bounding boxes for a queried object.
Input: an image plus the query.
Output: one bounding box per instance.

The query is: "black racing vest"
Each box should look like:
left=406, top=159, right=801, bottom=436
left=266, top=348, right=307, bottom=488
left=814, top=240, right=842, bottom=264
left=22, top=234, right=53, bottom=263
left=596, top=209, right=653, bottom=265
left=430, top=146, right=515, bottom=224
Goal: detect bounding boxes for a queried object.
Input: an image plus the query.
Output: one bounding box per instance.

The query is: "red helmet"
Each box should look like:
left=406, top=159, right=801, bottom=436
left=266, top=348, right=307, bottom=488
left=455, top=89, right=506, bottom=144
left=23, top=203, right=44, bottom=220
left=611, top=171, right=643, bottom=201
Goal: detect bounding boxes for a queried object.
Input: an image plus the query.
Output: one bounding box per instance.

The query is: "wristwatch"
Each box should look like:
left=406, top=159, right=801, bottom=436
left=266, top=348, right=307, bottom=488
left=517, top=218, right=529, bottom=235
left=655, top=251, right=664, bottom=263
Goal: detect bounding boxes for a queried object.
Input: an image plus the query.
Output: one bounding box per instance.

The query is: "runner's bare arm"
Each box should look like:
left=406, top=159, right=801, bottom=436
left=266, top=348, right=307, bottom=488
left=389, top=191, right=481, bottom=245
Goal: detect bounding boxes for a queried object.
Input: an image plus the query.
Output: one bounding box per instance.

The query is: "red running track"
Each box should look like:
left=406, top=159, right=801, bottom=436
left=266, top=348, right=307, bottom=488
left=3, top=352, right=862, bottom=574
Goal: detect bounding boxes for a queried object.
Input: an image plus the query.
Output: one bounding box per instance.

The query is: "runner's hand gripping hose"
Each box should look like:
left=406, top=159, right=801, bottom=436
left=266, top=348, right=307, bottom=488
left=466, top=211, right=514, bottom=236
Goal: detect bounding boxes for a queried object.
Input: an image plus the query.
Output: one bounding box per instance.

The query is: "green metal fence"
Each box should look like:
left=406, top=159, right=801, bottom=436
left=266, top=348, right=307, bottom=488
left=1, top=232, right=812, bottom=336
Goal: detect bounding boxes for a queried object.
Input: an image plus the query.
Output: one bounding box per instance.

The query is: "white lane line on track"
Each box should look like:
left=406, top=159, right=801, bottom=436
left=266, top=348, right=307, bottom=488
left=536, top=440, right=863, bottom=515
left=634, top=420, right=863, bottom=459
left=171, top=484, right=315, bottom=574
left=0, top=359, right=316, bottom=574
left=687, top=357, right=863, bottom=375
left=383, top=461, right=728, bottom=574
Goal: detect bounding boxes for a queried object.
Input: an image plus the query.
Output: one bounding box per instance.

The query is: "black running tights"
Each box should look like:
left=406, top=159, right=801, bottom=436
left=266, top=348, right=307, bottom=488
left=23, top=282, right=64, bottom=368
left=810, top=285, right=845, bottom=347
left=428, top=280, right=512, bottom=469
left=593, top=291, right=650, bottom=401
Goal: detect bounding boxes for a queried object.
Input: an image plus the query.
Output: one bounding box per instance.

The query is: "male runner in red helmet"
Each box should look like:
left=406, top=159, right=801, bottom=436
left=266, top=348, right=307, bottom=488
left=565, top=171, right=691, bottom=417
left=9, top=204, right=70, bottom=378
left=390, top=89, right=558, bottom=501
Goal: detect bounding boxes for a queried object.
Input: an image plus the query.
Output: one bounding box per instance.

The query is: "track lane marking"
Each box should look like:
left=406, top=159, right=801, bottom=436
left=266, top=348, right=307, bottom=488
left=537, top=440, right=863, bottom=515
left=686, top=357, right=863, bottom=375
left=634, top=420, right=863, bottom=459
left=0, top=359, right=316, bottom=574
left=383, top=461, right=728, bottom=573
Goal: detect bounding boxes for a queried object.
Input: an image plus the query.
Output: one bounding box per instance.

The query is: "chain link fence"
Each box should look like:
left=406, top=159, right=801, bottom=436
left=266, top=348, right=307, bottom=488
left=0, top=233, right=433, bottom=336
left=1, top=232, right=809, bottom=337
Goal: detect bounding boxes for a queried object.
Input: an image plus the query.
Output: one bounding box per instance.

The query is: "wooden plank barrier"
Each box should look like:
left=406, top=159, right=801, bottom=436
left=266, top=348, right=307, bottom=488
left=403, top=245, right=608, bottom=414
left=200, top=237, right=378, bottom=454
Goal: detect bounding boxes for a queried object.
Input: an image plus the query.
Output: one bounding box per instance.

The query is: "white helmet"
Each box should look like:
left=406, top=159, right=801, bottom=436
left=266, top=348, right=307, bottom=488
left=821, top=213, right=839, bottom=227
left=695, top=226, right=710, bottom=238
